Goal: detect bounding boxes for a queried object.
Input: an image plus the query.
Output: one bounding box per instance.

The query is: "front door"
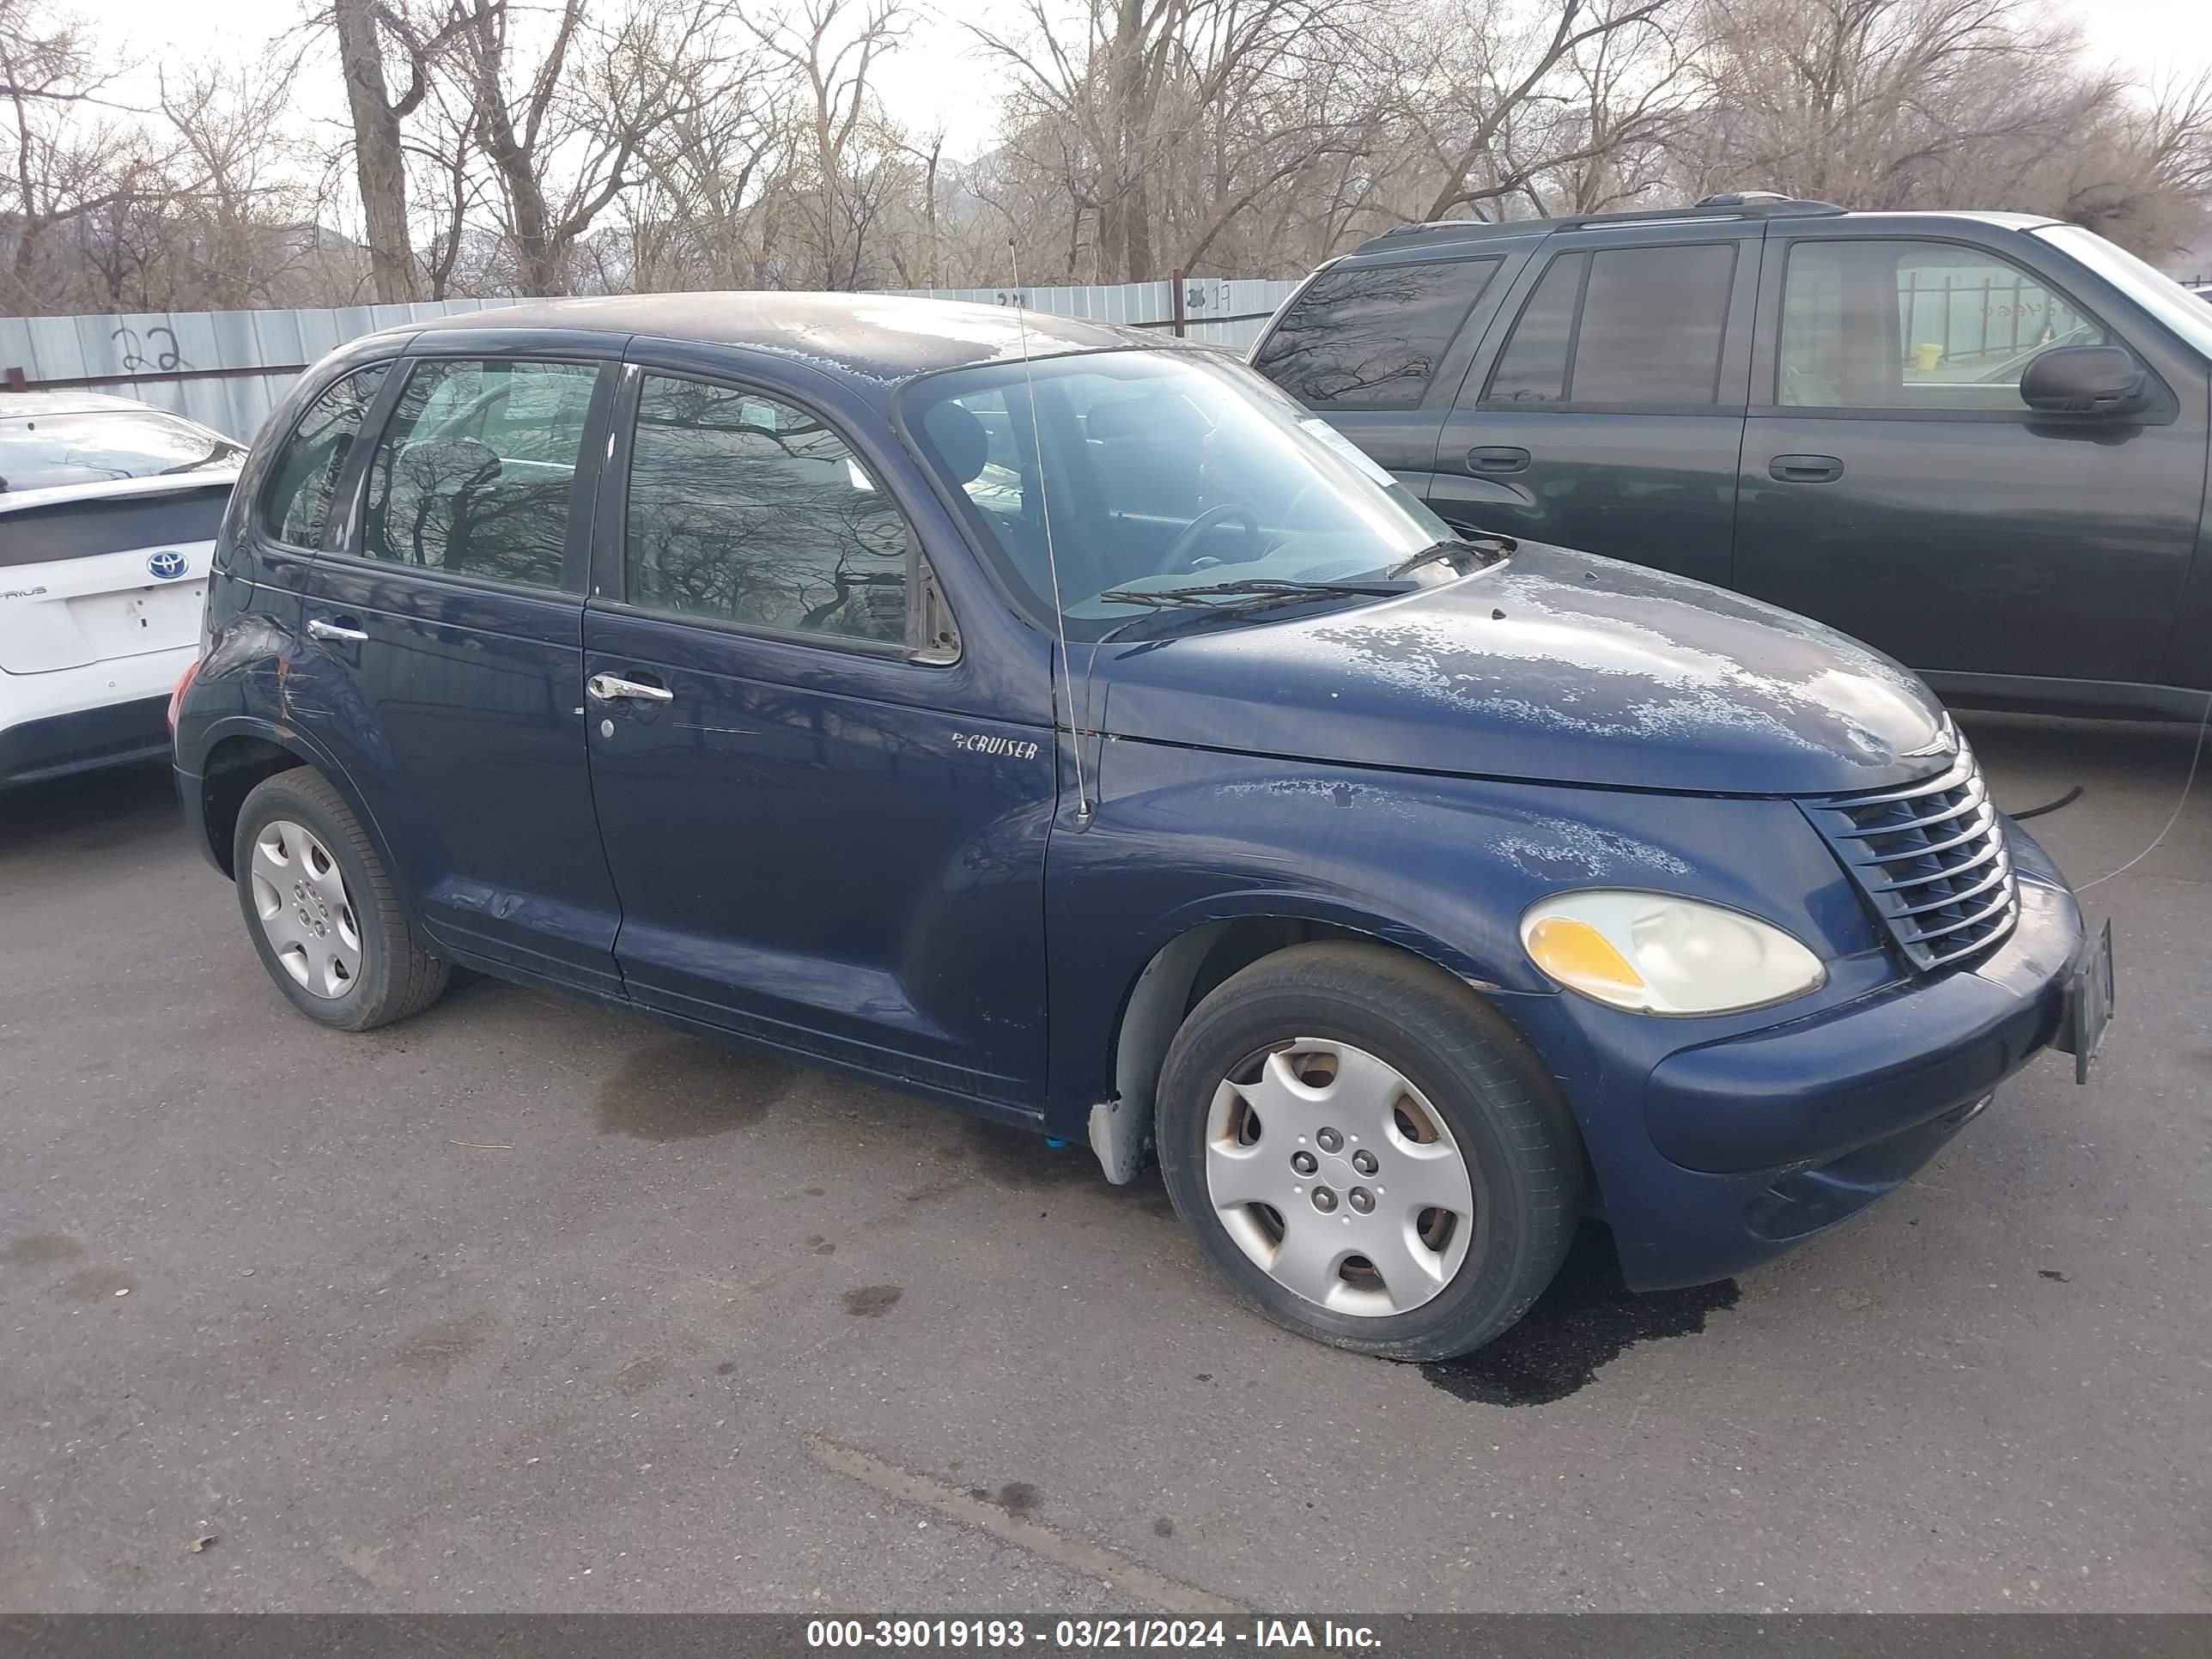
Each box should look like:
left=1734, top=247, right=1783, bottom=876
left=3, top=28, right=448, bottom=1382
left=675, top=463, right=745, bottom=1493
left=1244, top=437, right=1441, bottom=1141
left=1734, top=232, right=2209, bottom=686
left=1427, top=226, right=1761, bottom=591
left=295, top=351, right=624, bottom=993
left=583, top=363, right=1053, bottom=1107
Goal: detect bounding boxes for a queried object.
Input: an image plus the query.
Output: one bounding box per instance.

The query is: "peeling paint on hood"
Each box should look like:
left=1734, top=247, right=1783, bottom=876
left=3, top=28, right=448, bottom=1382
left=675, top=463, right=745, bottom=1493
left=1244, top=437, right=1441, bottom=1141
left=1095, top=542, right=1954, bottom=796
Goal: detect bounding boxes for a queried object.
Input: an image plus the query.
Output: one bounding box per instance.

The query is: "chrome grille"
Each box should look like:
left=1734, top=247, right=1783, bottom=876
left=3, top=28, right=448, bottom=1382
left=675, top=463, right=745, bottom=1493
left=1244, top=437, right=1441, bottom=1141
left=1801, top=741, right=2019, bottom=972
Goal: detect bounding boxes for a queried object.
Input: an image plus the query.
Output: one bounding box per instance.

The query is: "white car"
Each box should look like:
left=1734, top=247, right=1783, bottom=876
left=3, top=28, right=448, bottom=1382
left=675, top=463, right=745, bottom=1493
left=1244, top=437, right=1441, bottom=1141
left=1, top=392, right=245, bottom=787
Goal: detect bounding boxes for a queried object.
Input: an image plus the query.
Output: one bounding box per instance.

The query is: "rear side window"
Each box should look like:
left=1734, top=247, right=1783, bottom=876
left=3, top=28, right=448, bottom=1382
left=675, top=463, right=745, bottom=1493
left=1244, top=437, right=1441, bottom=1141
left=358, top=358, right=596, bottom=590
left=1481, top=243, right=1737, bottom=406
left=260, top=366, right=388, bottom=547
left=623, top=375, right=915, bottom=647
left=1254, top=259, right=1499, bottom=408
left=1778, top=239, right=2107, bottom=410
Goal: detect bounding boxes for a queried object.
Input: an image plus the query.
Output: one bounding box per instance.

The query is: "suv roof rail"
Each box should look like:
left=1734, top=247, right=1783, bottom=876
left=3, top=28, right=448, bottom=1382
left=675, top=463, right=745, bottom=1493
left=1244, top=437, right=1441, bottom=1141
left=1557, top=191, right=1847, bottom=229
left=1359, top=192, right=1846, bottom=253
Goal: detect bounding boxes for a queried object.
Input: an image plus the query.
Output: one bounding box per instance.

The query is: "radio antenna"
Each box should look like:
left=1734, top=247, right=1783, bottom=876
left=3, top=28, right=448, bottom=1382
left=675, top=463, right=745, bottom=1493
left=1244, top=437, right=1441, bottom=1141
left=1007, top=238, right=1092, bottom=826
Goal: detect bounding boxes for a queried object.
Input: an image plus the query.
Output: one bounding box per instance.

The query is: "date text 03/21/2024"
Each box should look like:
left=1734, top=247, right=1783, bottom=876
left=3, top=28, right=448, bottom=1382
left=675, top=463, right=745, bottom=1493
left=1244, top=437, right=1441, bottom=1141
left=805, top=1620, right=1382, bottom=1650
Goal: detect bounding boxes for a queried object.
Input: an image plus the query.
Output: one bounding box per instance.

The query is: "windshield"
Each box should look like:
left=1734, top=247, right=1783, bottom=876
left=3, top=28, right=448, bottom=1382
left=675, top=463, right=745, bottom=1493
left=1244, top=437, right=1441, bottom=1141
left=900, top=349, right=1465, bottom=641
left=0, top=407, right=246, bottom=492
left=2033, top=224, right=2212, bottom=360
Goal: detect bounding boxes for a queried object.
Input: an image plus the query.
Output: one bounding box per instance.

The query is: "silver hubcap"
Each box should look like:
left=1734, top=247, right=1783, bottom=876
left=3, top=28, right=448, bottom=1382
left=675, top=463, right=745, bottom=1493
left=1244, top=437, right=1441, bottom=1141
left=248, top=820, right=362, bottom=1000
left=1204, top=1038, right=1477, bottom=1317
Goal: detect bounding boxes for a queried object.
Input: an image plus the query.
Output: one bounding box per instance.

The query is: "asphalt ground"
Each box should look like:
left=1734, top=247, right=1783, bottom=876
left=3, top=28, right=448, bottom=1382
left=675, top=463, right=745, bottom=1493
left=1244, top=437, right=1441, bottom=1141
left=2, top=710, right=2207, bottom=1612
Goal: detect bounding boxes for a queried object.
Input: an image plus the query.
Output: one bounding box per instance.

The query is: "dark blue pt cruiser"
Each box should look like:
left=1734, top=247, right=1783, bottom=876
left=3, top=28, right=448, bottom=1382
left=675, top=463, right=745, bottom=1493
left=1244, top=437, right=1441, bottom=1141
left=169, top=295, right=2113, bottom=1358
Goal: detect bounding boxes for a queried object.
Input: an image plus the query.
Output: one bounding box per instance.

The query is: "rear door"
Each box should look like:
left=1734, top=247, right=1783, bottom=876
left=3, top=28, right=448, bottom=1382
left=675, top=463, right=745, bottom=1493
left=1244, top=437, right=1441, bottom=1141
left=1250, top=252, right=1516, bottom=496
left=1734, top=229, right=2209, bottom=687
left=292, top=347, right=627, bottom=994
left=582, top=356, right=1053, bottom=1107
left=1428, top=223, right=1761, bottom=589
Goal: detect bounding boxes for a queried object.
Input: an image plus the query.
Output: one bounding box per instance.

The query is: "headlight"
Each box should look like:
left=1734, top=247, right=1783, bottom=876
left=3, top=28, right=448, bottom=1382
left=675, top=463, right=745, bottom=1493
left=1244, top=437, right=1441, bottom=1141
left=1520, top=890, right=1826, bottom=1015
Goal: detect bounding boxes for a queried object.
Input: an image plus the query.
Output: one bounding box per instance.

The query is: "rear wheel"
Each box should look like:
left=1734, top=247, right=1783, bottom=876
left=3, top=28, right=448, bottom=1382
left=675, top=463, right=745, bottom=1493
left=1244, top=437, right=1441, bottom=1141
left=233, top=768, right=448, bottom=1031
left=1156, top=943, right=1581, bottom=1359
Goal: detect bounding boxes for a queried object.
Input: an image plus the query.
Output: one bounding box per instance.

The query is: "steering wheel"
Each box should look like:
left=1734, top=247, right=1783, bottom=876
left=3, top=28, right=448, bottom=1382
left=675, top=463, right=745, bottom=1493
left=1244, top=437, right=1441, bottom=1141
left=1155, top=504, right=1260, bottom=576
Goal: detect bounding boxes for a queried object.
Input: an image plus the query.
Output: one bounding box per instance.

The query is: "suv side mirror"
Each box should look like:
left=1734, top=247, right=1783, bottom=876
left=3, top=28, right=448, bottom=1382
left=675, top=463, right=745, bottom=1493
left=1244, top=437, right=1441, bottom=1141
left=2019, top=345, right=2149, bottom=417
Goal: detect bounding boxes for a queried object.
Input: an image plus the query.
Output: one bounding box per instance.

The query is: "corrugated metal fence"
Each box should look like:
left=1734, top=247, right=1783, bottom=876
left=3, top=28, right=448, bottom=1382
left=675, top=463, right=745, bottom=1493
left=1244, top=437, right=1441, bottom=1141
left=0, top=278, right=1299, bottom=441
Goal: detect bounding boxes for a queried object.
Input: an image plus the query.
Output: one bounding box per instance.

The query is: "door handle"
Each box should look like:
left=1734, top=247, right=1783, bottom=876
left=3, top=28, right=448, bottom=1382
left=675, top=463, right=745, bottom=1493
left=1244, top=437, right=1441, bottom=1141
left=586, top=672, right=674, bottom=703
left=307, top=617, right=368, bottom=644
left=1769, top=453, right=1844, bottom=483
left=1468, top=445, right=1531, bottom=474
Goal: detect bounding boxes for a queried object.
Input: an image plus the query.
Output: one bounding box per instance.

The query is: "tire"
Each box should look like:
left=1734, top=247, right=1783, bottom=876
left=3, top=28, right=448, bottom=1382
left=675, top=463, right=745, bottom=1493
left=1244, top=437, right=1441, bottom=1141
left=1155, top=942, right=1582, bottom=1360
left=231, top=766, right=449, bottom=1031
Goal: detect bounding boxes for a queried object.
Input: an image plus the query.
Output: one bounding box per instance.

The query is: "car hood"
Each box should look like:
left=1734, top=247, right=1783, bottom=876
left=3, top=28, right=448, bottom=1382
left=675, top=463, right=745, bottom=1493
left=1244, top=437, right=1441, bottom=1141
left=1094, top=543, right=1955, bottom=796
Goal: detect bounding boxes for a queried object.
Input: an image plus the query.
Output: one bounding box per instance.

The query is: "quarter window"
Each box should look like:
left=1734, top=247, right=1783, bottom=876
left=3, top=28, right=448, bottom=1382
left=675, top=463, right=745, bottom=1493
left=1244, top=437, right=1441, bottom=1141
left=1485, top=253, right=1583, bottom=403
left=359, top=358, right=596, bottom=589
left=1254, top=259, right=1500, bottom=407
left=1482, top=244, right=1737, bottom=406
left=260, top=365, right=388, bottom=547
left=1778, top=240, right=2108, bottom=410
left=623, top=375, right=915, bottom=647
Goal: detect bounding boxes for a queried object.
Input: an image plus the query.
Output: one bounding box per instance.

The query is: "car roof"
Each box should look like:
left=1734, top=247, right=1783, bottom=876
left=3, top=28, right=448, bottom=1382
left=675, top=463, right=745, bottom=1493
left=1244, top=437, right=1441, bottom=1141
left=384, top=291, right=1166, bottom=385
left=1346, top=200, right=2063, bottom=260
left=0, top=390, right=192, bottom=418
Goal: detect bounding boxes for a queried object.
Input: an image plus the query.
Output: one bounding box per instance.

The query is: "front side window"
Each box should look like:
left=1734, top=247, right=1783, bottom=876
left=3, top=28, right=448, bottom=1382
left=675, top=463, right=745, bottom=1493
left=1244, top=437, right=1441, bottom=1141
left=1481, top=243, right=1736, bottom=406
left=2033, top=222, right=2212, bottom=358
left=0, top=404, right=245, bottom=495
left=1253, top=259, right=1499, bottom=408
left=360, top=358, right=596, bottom=589
left=1778, top=240, right=2107, bottom=410
left=260, top=366, right=387, bottom=546
left=903, top=349, right=1462, bottom=642
left=623, top=375, right=914, bottom=646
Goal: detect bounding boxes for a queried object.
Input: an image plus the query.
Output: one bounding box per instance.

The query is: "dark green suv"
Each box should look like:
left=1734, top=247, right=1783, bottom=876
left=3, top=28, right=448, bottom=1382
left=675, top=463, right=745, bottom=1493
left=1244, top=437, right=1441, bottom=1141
left=1253, top=193, right=2212, bottom=720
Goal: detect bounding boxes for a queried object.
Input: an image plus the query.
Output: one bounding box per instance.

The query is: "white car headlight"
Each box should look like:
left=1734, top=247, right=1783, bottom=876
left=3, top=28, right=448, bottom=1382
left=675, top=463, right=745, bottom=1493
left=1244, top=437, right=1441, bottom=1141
left=1519, top=890, right=1826, bottom=1015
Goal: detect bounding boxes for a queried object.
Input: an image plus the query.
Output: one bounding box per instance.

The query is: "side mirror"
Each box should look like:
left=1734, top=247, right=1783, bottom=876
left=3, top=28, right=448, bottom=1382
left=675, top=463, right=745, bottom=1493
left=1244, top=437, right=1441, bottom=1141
left=2019, top=345, right=2149, bottom=417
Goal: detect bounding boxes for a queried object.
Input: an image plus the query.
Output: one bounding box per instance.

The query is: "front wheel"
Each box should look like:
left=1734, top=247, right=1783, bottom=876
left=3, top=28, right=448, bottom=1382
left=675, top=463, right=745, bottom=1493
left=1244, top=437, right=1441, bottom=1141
left=1155, top=943, right=1582, bottom=1360
left=232, top=767, right=450, bottom=1031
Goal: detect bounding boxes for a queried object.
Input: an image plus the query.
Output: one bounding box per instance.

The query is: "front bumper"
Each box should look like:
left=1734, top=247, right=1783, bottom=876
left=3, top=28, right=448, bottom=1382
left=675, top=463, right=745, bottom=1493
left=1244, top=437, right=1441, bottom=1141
left=1528, top=823, right=2084, bottom=1291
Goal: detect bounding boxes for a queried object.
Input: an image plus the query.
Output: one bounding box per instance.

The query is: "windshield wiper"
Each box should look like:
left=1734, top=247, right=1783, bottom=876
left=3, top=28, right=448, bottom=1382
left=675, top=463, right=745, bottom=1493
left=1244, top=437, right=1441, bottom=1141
left=1387, top=533, right=1515, bottom=579
left=1091, top=578, right=1407, bottom=645
left=1096, top=577, right=1406, bottom=609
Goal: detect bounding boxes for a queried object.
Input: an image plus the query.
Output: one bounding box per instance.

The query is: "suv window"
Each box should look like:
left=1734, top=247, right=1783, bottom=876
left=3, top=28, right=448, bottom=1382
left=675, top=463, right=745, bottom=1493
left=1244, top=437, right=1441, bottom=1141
left=1482, top=243, right=1737, bottom=405
left=1254, top=259, right=1500, bottom=407
left=623, top=374, right=915, bottom=647
left=260, top=365, right=388, bottom=547
left=360, top=358, right=596, bottom=589
left=1778, top=240, right=2107, bottom=410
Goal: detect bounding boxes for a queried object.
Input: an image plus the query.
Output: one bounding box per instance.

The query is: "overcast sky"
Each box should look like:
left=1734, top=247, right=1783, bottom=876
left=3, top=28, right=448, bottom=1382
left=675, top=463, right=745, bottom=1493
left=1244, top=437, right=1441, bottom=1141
left=85, top=0, right=2212, bottom=173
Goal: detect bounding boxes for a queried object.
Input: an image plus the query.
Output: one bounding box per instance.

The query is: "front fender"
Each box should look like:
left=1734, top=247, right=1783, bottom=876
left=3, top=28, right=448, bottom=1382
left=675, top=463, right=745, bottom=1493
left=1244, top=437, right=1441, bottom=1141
left=1042, top=737, right=1889, bottom=1127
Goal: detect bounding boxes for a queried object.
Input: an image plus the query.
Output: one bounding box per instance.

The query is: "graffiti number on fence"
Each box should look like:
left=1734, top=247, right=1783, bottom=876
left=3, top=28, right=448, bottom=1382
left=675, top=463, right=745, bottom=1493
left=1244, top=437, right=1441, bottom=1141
left=111, top=325, right=185, bottom=374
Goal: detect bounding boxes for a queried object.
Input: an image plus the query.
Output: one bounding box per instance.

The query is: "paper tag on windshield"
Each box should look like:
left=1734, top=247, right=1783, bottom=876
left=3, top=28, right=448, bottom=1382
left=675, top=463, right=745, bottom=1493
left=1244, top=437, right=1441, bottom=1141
left=1300, top=417, right=1398, bottom=488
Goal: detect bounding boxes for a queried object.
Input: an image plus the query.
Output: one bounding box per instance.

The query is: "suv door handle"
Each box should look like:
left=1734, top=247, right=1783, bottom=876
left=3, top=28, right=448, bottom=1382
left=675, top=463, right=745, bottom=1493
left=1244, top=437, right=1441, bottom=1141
left=307, top=617, right=368, bottom=644
left=1468, top=445, right=1531, bottom=474
left=587, top=672, right=674, bottom=703
left=1769, top=453, right=1844, bottom=483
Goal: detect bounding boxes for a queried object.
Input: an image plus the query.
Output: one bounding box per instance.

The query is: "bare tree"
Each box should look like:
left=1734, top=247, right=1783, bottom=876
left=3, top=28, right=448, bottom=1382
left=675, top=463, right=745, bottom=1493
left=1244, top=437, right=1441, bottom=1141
left=971, top=0, right=1390, bottom=283
left=329, top=0, right=466, bottom=301
left=448, top=0, right=716, bottom=295
left=1397, top=0, right=1679, bottom=223
left=0, top=0, right=158, bottom=312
